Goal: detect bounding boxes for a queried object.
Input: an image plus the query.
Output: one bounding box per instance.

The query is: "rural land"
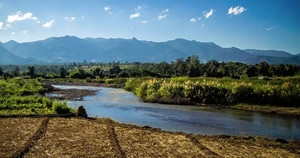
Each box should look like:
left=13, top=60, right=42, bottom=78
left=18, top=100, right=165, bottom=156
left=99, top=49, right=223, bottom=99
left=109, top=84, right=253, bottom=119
left=1, top=0, right=300, bottom=157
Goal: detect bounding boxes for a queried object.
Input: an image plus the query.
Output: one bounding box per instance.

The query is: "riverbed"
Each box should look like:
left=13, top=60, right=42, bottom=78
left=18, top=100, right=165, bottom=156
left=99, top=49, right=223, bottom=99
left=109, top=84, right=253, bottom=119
left=53, top=85, right=300, bottom=140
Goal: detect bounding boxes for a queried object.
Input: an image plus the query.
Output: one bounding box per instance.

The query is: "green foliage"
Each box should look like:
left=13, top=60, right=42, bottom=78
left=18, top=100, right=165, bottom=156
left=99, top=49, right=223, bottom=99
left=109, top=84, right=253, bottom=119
left=26, top=66, right=35, bottom=78
left=125, top=77, right=300, bottom=107
left=52, top=102, right=73, bottom=114
left=105, top=78, right=128, bottom=84
left=0, top=67, right=3, bottom=76
left=0, top=78, right=74, bottom=115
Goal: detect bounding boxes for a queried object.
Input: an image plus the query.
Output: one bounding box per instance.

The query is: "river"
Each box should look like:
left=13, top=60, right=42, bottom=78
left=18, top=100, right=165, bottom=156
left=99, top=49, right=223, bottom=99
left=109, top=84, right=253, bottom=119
left=53, top=85, right=300, bottom=140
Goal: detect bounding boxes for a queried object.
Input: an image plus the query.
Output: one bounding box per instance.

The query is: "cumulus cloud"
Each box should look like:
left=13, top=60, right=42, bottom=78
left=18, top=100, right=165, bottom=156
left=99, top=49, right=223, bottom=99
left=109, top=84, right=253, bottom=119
left=140, top=20, right=148, bottom=24
left=104, top=6, right=112, bottom=14
left=65, top=16, right=76, bottom=22
left=104, top=6, right=111, bottom=11
left=130, top=12, right=140, bottom=19
left=43, top=19, right=55, bottom=28
left=7, top=11, right=37, bottom=23
left=0, top=22, right=3, bottom=29
left=161, top=9, right=169, bottom=13
left=158, top=14, right=167, bottom=20
left=136, top=5, right=142, bottom=10
left=158, top=9, right=169, bottom=20
left=190, top=17, right=201, bottom=23
left=203, top=9, right=215, bottom=18
left=190, top=18, right=196, bottom=23
left=266, top=27, right=273, bottom=31
left=228, top=6, right=247, bottom=15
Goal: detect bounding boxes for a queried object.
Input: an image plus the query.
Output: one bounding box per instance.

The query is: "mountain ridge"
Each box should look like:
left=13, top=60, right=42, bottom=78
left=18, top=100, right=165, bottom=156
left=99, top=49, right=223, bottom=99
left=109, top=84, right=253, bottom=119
left=0, top=36, right=299, bottom=65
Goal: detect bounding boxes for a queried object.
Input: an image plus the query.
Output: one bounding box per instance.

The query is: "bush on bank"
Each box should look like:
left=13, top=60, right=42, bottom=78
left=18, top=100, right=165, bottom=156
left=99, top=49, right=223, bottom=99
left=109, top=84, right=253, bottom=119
left=125, top=77, right=300, bottom=107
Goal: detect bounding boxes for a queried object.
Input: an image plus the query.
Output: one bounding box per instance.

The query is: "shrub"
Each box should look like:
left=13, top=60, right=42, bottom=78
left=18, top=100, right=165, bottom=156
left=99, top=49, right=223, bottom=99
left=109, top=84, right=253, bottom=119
left=52, top=102, right=73, bottom=114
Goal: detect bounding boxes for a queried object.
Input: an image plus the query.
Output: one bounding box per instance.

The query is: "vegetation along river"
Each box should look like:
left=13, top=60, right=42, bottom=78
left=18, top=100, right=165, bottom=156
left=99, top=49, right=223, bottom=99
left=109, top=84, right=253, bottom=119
left=53, top=85, right=300, bottom=140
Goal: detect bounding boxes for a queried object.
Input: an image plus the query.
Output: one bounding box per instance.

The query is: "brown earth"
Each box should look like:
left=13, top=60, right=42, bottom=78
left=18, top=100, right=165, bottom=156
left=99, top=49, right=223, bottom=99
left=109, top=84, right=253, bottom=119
left=43, top=81, right=123, bottom=88
left=0, top=116, right=299, bottom=157
left=49, top=88, right=98, bottom=101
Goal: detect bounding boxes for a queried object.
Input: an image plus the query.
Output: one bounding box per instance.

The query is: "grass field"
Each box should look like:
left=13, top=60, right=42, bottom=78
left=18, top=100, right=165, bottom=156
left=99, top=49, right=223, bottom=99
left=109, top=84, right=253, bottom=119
left=0, top=116, right=299, bottom=157
left=0, top=78, right=74, bottom=115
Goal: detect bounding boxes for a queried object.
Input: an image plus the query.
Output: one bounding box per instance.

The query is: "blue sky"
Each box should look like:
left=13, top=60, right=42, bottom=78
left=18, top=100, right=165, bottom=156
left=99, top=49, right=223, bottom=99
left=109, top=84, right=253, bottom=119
left=0, top=0, right=299, bottom=54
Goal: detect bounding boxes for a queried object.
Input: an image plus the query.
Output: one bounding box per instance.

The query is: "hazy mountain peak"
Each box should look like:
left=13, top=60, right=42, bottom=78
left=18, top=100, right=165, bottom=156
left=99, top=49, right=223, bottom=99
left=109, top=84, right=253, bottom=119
left=244, top=49, right=293, bottom=58
left=5, top=40, right=18, bottom=45
left=1, top=36, right=299, bottom=65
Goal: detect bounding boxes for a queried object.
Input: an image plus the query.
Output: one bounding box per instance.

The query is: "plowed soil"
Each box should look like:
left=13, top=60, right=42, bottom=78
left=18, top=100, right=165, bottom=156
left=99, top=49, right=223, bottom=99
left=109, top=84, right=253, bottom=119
left=0, top=117, right=299, bottom=158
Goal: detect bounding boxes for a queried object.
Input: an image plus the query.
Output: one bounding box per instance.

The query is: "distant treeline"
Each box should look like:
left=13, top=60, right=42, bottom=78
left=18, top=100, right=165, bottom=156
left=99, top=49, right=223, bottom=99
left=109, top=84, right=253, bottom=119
left=1, top=55, right=299, bottom=79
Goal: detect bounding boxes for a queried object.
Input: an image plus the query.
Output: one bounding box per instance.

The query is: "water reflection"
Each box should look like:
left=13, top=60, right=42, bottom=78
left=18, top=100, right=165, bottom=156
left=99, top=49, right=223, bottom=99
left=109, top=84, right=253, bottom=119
left=53, top=85, right=300, bottom=140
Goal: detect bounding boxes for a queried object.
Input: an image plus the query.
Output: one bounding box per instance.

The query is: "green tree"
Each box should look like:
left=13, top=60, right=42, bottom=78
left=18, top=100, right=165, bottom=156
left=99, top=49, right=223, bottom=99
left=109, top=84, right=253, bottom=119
left=0, top=67, right=3, bottom=76
left=186, top=55, right=200, bottom=77
left=256, top=62, right=270, bottom=76
left=109, top=63, right=121, bottom=75
left=59, top=67, right=68, bottom=78
left=26, top=66, right=35, bottom=78
left=245, top=66, right=258, bottom=77
left=11, top=66, right=20, bottom=77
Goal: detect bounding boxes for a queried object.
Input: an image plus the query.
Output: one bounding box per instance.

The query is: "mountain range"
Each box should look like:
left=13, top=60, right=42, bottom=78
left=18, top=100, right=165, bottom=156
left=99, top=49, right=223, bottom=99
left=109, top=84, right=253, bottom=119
left=0, top=36, right=299, bottom=65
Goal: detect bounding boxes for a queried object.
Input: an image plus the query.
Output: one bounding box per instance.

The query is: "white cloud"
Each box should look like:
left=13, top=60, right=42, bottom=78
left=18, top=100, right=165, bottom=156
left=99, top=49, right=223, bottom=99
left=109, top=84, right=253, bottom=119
left=130, top=12, right=140, bottom=19
left=158, top=14, right=167, bottom=20
left=203, top=9, right=215, bottom=18
left=11, top=32, right=16, bottom=35
left=190, top=17, right=201, bottom=23
left=43, top=19, right=55, bottom=28
left=136, top=5, right=142, bottom=10
left=140, top=20, right=148, bottom=24
left=158, top=9, right=169, bottom=20
left=162, top=9, right=169, bottom=13
left=37, top=21, right=41, bottom=24
left=0, top=22, right=3, bottom=29
left=266, top=27, right=273, bottom=31
left=65, top=16, right=76, bottom=22
left=6, top=24, right=11, bottom=28
left=7, top=11, right=38, bottom=23
left=104, top=6, right=112, bottom=14
left=228, top=6, right=247, bottom=15
left=23, top=30, right=28, bottom=34
left=190, top=18, right=196, bottom=23
left=104, top=6, right=111, bottom=11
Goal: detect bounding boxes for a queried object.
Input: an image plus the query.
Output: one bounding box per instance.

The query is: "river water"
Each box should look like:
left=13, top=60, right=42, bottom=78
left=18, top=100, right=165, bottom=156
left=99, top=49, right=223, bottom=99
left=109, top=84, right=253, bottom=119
left=53, top=85, right=300, bottom=140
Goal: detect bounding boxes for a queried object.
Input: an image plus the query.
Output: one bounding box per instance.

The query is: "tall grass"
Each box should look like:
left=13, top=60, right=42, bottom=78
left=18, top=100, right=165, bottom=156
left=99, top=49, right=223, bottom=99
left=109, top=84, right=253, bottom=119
left=125, top=77, right=300, bottom=107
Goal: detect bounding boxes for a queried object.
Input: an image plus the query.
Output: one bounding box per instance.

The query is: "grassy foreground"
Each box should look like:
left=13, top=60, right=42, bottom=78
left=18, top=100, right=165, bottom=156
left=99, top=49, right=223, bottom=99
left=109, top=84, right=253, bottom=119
left=0, top=78, right=74, bottom=115
left=0, top=116, right=299, bottom=157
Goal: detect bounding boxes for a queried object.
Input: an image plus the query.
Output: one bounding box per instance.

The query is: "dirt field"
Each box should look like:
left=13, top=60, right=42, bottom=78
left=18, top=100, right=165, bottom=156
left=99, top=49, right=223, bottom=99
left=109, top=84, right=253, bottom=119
left=0, top=116, right=299, bottom=158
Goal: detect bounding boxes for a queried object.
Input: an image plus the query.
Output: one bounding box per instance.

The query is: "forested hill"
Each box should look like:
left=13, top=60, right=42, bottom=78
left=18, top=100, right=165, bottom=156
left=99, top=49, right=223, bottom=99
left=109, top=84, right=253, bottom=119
left=0, top=36, right=299, bottom=65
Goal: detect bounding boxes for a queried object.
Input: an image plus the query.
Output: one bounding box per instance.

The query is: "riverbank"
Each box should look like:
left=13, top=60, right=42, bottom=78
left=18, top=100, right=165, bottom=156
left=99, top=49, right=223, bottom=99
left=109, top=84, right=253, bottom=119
left=0, top=116, right=299, bottom=157
left=231, top=104, right=300, bottom=116
left=43, top=81, right=123, bottom=88
left=46, top=86, right=98, bottom=101
left=43, top=81, right=300, bottom=116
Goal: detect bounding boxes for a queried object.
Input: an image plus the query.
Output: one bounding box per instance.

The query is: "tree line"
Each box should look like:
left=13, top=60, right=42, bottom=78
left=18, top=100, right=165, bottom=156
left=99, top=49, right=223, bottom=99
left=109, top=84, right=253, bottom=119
left=1, top=55, right=299, bottom=79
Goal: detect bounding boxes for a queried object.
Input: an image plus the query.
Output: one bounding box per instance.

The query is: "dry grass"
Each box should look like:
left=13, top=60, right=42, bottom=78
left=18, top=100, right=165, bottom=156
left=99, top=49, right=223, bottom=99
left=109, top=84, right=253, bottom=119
left=115, top=126, right=212, bottom=157
left=0, top=118, right=45, bottom=157
left=0, top=117, right=299, bottom=157
left=195, top=135, right=300, bottom=158
left=25, top=117, right=118, bottom=157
